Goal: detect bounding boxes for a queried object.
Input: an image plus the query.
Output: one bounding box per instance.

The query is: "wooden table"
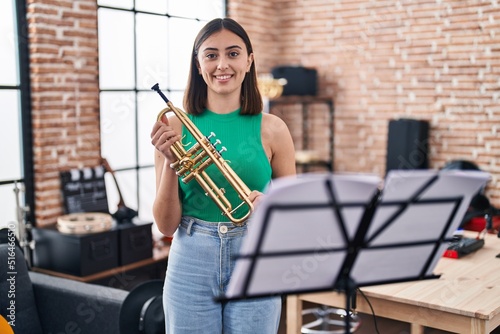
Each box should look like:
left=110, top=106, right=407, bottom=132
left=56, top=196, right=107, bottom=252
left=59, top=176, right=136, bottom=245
left=287, top=233, right=500, bottom=334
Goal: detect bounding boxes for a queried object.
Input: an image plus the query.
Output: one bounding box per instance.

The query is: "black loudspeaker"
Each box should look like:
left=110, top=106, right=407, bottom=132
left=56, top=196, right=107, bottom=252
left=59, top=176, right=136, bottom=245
left=271, top=66, right=317, bottom=96
left=386, top=118, right=429, bottom=174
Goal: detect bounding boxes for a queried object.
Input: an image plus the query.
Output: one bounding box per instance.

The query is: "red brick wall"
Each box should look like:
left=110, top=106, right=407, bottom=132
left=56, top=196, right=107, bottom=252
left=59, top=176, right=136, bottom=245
left=27, top=0, right=500, bottom=227
left=27, top=0, right=100, bottom=226
left=229, top=0, right=500, bottom=206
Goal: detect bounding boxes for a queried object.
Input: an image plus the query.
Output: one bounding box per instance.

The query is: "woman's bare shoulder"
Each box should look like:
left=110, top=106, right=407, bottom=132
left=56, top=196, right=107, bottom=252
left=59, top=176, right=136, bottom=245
left=262, top=113, right=288, bottom=132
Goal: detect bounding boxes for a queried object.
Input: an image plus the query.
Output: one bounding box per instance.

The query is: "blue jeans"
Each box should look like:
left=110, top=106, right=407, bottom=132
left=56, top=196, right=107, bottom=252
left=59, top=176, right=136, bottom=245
left=163, top=216, right=282, bottom=334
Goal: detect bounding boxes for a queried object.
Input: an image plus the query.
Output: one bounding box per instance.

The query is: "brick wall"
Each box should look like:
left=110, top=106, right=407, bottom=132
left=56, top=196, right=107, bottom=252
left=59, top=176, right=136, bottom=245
left=27, top=0, right=100, bottom=226
left=229, top=0, right=500, bottom=207
left=27, top=0, right=500, bottom=227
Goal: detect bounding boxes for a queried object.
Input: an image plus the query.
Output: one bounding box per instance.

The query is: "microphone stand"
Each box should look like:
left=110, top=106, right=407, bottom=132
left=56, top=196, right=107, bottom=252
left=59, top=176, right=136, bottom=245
left=13, top=181, right=34, bottom=268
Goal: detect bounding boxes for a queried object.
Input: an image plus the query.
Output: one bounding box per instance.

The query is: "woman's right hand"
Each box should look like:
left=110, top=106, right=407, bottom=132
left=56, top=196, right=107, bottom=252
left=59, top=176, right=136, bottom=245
left=150, top=114, right=181, bottom=162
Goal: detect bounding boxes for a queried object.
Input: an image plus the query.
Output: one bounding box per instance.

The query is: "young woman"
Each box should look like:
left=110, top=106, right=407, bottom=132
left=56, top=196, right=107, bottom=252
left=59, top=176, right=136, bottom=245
left=150, top=18, right=296, bottom=333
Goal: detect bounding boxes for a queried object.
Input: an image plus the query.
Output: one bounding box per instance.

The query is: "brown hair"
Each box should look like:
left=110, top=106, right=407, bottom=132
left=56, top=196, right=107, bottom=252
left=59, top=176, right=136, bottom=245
left=183, top=18, right=262, bottom=115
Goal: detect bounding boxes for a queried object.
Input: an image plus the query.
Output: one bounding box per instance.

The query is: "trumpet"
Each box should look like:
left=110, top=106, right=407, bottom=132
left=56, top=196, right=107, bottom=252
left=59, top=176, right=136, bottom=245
left=151, top=83, right=253, bottom=226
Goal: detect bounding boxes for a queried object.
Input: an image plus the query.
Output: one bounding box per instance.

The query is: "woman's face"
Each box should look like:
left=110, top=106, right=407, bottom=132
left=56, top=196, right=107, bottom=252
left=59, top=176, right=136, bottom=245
left=196, top=29, right=253, bottom=98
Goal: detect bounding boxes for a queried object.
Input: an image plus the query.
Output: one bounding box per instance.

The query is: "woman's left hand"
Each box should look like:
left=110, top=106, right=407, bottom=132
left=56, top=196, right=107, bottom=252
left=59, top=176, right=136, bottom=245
left=249, top=190, right=265, bottom=209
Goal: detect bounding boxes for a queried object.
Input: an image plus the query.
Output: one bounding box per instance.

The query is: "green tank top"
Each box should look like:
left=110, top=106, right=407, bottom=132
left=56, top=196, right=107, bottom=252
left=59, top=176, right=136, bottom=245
left=179, top=109, right=271, bottom=222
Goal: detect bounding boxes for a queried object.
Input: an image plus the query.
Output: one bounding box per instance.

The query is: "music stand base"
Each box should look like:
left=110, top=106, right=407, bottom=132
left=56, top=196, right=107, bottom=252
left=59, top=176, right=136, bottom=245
left=301, top=305, right=361, bottom=334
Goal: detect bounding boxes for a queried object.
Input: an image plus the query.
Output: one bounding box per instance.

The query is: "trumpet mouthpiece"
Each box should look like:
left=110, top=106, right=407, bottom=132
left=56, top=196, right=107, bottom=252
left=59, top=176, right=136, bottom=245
left=151, top=83, right=170, bottom=104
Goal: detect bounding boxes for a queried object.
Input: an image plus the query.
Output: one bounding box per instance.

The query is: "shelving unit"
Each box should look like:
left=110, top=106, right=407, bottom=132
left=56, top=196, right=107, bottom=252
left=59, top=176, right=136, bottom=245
left=269, top=96, right=334, bottom=172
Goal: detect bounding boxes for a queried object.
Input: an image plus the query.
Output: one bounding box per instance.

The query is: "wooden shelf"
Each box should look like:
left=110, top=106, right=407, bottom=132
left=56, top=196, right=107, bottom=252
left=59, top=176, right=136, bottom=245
left=269, top=96, right=335, bottom=172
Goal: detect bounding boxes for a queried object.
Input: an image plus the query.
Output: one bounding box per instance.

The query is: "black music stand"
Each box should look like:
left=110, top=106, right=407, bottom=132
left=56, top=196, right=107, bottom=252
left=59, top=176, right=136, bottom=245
left=220, top=170, right=490, bottom=333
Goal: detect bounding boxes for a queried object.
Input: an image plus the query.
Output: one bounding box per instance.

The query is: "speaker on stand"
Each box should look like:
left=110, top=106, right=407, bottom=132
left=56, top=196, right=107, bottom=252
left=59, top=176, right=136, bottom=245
left=386, top=118, right=430, bottom=174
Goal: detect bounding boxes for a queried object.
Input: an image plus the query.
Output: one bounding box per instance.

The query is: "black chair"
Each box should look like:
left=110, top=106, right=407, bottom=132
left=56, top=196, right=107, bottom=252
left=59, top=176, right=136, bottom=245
left=442, top=160, right=499, bottom=232
left=0, top=243, right=127, bottom=334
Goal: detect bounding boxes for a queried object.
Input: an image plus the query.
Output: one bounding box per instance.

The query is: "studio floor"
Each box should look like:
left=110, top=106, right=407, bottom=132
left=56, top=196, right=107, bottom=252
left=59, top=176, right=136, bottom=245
left=278, top=301, right=500, bottom=334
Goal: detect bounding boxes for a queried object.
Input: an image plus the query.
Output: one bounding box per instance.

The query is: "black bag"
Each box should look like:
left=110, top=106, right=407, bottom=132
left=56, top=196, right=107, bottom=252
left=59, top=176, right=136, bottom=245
left=443, top=160, right=499, bottom=233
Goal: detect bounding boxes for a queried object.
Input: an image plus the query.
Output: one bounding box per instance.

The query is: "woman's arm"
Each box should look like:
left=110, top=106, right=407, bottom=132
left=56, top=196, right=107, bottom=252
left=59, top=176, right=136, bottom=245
left=150, top=114, right=183, bottom=236
left=262, top=113, right=296, bottom=179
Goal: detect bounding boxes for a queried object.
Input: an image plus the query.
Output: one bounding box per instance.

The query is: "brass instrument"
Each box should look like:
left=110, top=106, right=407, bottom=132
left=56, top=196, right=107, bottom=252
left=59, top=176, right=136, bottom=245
left=257, top=75, right=288, bottom=99
left=151, top=83, right=253, bottom=226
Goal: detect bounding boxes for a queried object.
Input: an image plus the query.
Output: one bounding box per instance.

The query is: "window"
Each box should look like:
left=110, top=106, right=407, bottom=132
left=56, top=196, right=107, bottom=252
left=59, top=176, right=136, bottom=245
left=0, top=0, right=33, bottom=228
left=97, top=1, right=225, bottom=225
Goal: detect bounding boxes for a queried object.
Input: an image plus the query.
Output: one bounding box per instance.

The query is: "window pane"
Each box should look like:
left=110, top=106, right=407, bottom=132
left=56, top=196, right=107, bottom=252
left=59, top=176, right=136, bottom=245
left=0, top=0, right=18, bottom=85
left=136, top=0, right=167, bottom=14
left=0, top=184, right=18, bottom=229
left=138, top=91, right=161, bottom=166
left=167, top=91, right=185, bottom=107
left=100, top=91, right=136, bottom=169
left=197, top=0, right=225, bottom=20
left=168, top=0, right=195, bottom=18
left=138, top=167, right=155, bottom=223
left=98, top=8, right=135, bottom=89
left=0, top=90, right=21, bottom=181
left=168, top=0, right=224, bottom=20
left=136, top=13, right=168, bottom=90
left=105, top=169, right=137, bottom=215
left=97, top=0, right=133, bottom=10
left=168, top=18, right=204, bottom=90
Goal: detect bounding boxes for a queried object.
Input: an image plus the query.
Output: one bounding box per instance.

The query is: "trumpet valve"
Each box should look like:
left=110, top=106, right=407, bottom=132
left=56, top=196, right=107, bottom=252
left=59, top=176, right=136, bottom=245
left=206, top=187, right=226, bottom=197
left=179, top=157, right=195, bottom=169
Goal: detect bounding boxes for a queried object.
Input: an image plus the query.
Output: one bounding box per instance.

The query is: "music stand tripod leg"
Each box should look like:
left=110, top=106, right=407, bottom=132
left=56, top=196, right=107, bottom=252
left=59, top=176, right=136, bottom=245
left=342, top=277, right=357, bottom=334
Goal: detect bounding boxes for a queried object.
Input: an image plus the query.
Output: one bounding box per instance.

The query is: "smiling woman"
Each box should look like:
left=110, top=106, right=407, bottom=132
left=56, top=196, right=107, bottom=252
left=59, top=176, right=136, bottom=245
left=150, top=18, right=296, bottom=334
